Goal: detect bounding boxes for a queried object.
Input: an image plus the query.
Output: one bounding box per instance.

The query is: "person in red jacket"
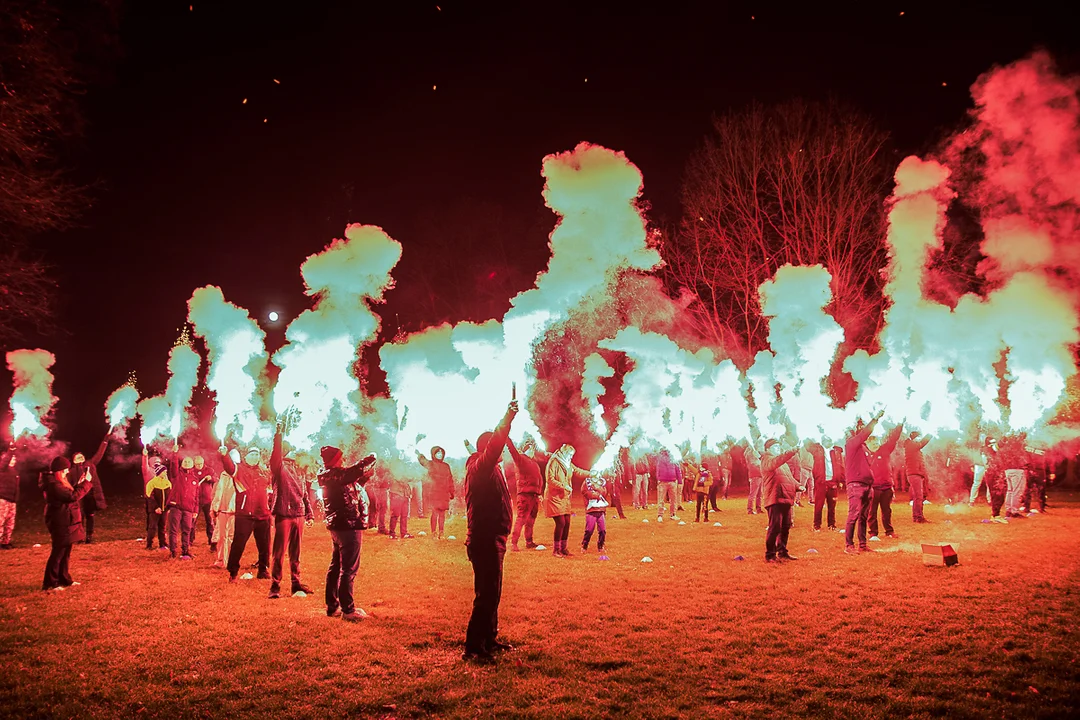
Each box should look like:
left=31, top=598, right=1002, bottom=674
left=42, top=456, right=93, bottom=591
left=71, top=434, right=109, bottom=544
left=269, top=414, right=317, bottom=599
left=760, top=439, right=802, bottom=563
left=507, top=437, right=542, bottom=551
left=843, top=410, right=884, bottom=554
left=221, top=444, right=273, bottom=582
left=189, top=455, right=217, bottom=550
left=463, top=396, right=518, bottom=664
left=418, top=446, right=455, bottom=540
left=868, top=422, right=904, bottom=540
left=167, top=451, right=201, bottom=560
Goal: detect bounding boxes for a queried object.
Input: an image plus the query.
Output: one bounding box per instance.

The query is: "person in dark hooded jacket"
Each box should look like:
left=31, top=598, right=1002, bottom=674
left=71, top=434, right=108, bottom=544
left=189, top=455, right=216, bottom=549
left=42, top=456, right=93, bottom=591
left=269, top=416, right=317, bottom=599
left=0, top=445, right=19, bottom=549
left=318, top=445, right=377, bottom=621
left=418, top=446, right=455, bottom=540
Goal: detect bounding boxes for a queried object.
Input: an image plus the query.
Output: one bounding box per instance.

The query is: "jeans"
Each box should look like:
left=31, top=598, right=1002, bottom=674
left=0, top=499, right=16, bottom=544
left=582, top=511, right=606, bottom=550
left=389, top=492, right=409, bottom=536
left=765, top=503, right=792, bottom=560
left=656, top=481, right=678, bottom=517
left=868, top=487, right=894, bottom=537
left=43, top=541, right=73, bottom=589
left=228, top=516, right=270, bottom=577
left=512, top=494, right=539, bottom=546
left=167, top=508, right=194, bottom=557
left=368, top=487, right=388, bottom=533
left=326, top=529, right=363, bottom=614
left=909, top=474, right=926, bottom=521
left=814, top=485, right=837, bottom=529
left=430, top=509, right=447, bottom=537
left=1004, top=469, right=1027, bottom=514
left=465, top=540, right=505, bottom=654
left=83, top=508, right=97, bottom=543
left=409, top=480, right=424, bottom=516
left=747, top=476, right=763, bottom=513
left=633, top=474, right=649, bottom=508
left=272, top=516, right=305, bottom=587
left=844, top=482, right=872, bottom=548
left=695, top=492, right=710, bottom=521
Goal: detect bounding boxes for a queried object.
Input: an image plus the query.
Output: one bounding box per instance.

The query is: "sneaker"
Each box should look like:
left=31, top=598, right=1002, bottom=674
left=179, top=555, right=193, bottom=561
left=844, top=546, right=859, bottom=555
left=487, top=640, right=514, bottom=653
left=765, top=557, right=781, bottom=563
left=561, top=548, right=574, bottom=558
left=671, top=516, right=680, bottom=522
left=747, top=510, right=754, bottom=515
left=229, top=574, right=238, bottom=583
left=292, top=582, right=314, bottom=595
left=212, top=560, right=224, bottom=568
left=778, top=554, right=798, bottom=561
left=342, top=609, right=367, bottom=622
left=525, top=542, right=538, bottom=549
left=327, top=607, right=341, bottom=617
left=813, top=528, right=821, bottom=533
left=402, top=534, right=414, bottom=539
left=885, top=533, right=899, bottom=539
left=869, top=536, right=881, bottom=542
left=859, top=546, right=875, bottom=553
left=389, top=533, right=398, bottom=540
left=992, top=516, right=1009, bottom=524
left=657, top=516, right=663, bottom=523
left=256, top=570, right=271, bottom=580
left=268, top=585, right=281, bottom=600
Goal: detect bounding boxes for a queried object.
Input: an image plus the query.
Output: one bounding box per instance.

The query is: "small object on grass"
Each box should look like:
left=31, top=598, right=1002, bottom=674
left=598, top=555, right=609, bottom=561
left=418, top=531, right=427, bottom=536
left=640, top=556, right=653, bottom=563
left=677, top=521, right=687, bottom=526
left=447, top=535, right=456, bottom=541
left=869, top=536, right=881, bottom=542
left=713, top=522, right=722, bottom=527
left=733, top=555, right=745, bottom=561
left=1029, top=686, right=1039, bottom=694
left=535, top=544, right=547, bottom=551
left=136, top=537, right=145, bottom=542
left=981, top=519, right=993, bottom=524
left=33, top=544, right=41, bottom=548
left=922, top=543, right=959, bottom=567
left=241, top=572, right=254, bottom=580
left=806, top=548, right=819, bottom=554
left=642, top=518, right=649, bottom=523
left=293, top=591, right=307, bottom=598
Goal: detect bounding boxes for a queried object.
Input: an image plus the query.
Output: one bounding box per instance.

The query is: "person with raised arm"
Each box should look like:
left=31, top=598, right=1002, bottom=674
left=70, top=434, right=108, bottom=544
left=41, top=457, right=93, bottom=591
left=507, top=437, right=542, bottom=552
left=269, top=411, right=316, bottom=599
left=843, top=409, right=885, bottom=554
left=220, top=443, right=273, bottom=583
left=760, top=439, right=803, bottom=562
left=318, top=444, right=377, bottom=621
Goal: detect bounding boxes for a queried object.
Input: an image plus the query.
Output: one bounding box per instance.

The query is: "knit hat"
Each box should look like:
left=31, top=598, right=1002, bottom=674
left=764, top=438, right=779, bottom=451
left=321, top=446, right=343, bottom=467
left=50, top=456, right=71, bottom=472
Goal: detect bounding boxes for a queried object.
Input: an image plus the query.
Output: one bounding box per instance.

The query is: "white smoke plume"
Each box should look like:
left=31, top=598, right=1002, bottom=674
left=582, top=353, right=615, bottom=437
left=272, top=223, right=402, bottom=449
left=137, top=331, right=201, bottom=446
left=6, top=349, right=57, bottom=441
left=104, top=377, right=139, bottom=434
left=188, top=285, right=269, bottom=443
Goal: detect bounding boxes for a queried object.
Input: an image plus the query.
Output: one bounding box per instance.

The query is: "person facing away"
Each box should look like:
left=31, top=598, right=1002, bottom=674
left=904, top=432, right=932, bottom=523
left=41, top=456, right=93, bottom=591
left=318, top=445, right=377, bottom=621
left=70, top=434, right=108, bottom=544
left=760, top=439, right=802, bottom=562
left=843, top=409, right=884, bottom=554
left=462, top=397, right=518, bottom=664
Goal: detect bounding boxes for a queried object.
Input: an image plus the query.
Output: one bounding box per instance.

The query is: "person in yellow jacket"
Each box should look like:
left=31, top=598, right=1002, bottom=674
left=543, top=444, right=590, bottom=558
left=142, top=450, right=171, bottom=551
left=694, top=466, right=714, bottom=522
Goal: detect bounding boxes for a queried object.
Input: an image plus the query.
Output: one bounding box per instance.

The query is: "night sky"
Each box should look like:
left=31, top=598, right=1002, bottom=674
left=28, top=1, right=1079, bottom=452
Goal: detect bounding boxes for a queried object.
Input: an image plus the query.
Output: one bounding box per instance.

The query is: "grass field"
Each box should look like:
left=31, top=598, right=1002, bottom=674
left=1, top=490, right=1079, bottom=719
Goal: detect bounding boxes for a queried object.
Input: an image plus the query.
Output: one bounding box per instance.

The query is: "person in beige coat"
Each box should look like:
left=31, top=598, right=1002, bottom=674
left=543, top=444, right=590, bottom=558
left=210, top=468, right=237, bottom=569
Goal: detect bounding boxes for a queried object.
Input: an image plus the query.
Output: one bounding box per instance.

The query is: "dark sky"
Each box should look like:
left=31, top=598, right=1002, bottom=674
left=30, top=0, right=1079, bottom=451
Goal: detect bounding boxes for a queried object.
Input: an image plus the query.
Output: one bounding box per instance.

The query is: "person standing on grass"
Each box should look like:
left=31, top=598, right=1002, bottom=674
left=712, top=443, right=732, bottom=507
left=318, top=446, right=377, bottom=621
left=694, top=465, right=713, bottom=523
left=167, top=451, right=200, bottom=561
left=418, top=446, right=455, bottom=540
left=463, top=397, right=518, bottom=663
left=867, top=422, right=904, bottom=541
left=655, top=448, right=682, bottom=523
left=904, top=432, right=932, bottom=523
left=211, top=467, right=236, bottom=568
left=0, top=445, right=20, bottom=549
left=191, top=456, right=216, bottom=551
left=507, top=437, right=542, bottom=551
left=744, top=442, right=764, bottom=515
left=366, top=466, right=390, bottom=534
left=579, top=472, right=609, bottom=553
left=544, top=443, right=591, bottom=557
left=70, top=434, right=108, bottom=545
left=142, top=451, right=171, bottom=551
left=388, top=472, right=413, bottom=540
left=997, top=433, right=1030, bottom=519
left=269, top=414, right=317, bottom=600
left=809, top=441, right=836, bottom=532
left=41, top=457, right=93, bottom=591
left=221, top=445, right=273, bottom=582
left=844, top=409, right=884, bottom=554
left=632, top=453, right=649, bottom=510
left=761, top=439, right=802, bottom=563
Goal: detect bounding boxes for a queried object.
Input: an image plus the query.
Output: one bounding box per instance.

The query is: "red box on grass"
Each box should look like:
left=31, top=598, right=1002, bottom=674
left=922, top=544, right=959, bottom=567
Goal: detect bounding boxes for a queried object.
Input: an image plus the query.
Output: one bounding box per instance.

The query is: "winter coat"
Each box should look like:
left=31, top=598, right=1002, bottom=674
left=221, top=452, right=272, bottom=520
left=543, top=446, right=589, bottom=518
left=0, top=450, right=18, bottom=503
left=169, top=460, right=201, bottom=513
left=319, top=461, right=372, bottom=531
left=581, top=475, right=609, bottom=512
left=72, top=437, right=108, bottom=513
left=271, top=431, right=315, bottom=520
left=419, top=447, right=455, bottom=511
left=744, top=446, right=763, bottom=480
left=845, top=421, right=879, bottom=486
left=211, top=472, right=236, bottom=514
left=904, top=436, right=931, bottom=476
left=807, top=443, right=828, bottom=487
left=43, top=474, right=92, bottom=545
left=761, top=448, right=800, bottom=508
left=829, top=446, right=846, bottom=485
left=388, top=475, right=412, bottom=498
left=870, top=425, right=904, bottom=490
left=693, top=470, right=713, bottom=494
left=729, top=445, right=749, bottom=486
left=465, top=406, right=516, bottom=546
left=507, top=438, right=543, bottom=495
left=656, top=453, right=682, bottom=483
left=196, top=468, right=216, bottom=506
left=142, top=455, right=171, bottom=514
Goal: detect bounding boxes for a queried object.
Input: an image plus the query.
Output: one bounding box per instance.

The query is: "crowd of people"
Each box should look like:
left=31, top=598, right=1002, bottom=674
left=1, top=399, right=1064, bottom=662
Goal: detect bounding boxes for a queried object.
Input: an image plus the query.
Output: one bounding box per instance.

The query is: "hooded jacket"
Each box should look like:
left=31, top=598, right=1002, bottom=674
left=845, top=418, right=880, bottom=486
left=72, top=436, right=108, bottom=513
left=271, top=430, right=315, bottom=520
left=222, top=450, right=272, bottom=520
left=761, top=446, right=800, bottom=507
left=581, top=474, right=609, bottom=512
left=319, top=459, right=373, bottom=531
left=870, top=425, right=904, bottom=490
left=464, top=405, right=516, bottom=546
left=142, top=455, right=172, bottom=514
left=506, top=438, right=543, bottom=495
left=169, top=459, right=201, bottom=513
left=543, top=445, right=590, bottom=518
left=656, top=452, right=682, bottom=483
left=196, top=464, right=216, bottom=506
left=44, top=473, right=92, bottom=545
left=419, top=446, right=455, bottom=511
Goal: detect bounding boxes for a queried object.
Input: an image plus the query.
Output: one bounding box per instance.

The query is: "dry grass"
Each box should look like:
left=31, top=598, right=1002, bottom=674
left=1, top=491, right=1079, bottom=719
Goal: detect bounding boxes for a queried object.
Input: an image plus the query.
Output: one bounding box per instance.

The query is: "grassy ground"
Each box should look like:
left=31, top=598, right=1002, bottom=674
left=1, top=490, right=1079, bottom=719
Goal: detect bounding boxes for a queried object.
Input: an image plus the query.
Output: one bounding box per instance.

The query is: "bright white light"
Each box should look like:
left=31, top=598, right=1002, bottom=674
left=268, top=311, right=279, bottom=322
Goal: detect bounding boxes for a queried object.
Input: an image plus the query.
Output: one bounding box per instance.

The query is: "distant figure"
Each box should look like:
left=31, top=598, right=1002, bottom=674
left=462, top=398, right=518, bottom=664
left=191, top=456, right=217, bottom=550
left=632, top=454, right=649, bottom=510
left=744, top=443, right=763, bottom=515
left=904, top=432, right=932, bottom=523
left=41, top=456, right=92, bottom=591
left=843, top=409, right=884, bottom=554
left=70, top=435, right=108, bottom=544
left=318, top=445, right=377, bottom=621
left=760, top=439, right=801, bottom=562
left=507, top=437, right=542, bottom=551
left=168, top=453, right=201, bottom=560
left=0, top=445, right=20, bottom=549
left=655, top=448, right=682, bottom=522
left=210, top=468, right=236, bottom=568
left=142, top=451, right=171, bottom=551
left=807, top=441, right=834, bottom=531
left=418, top=446, right=455, bottom=540
left=367, top=467, right=390, bottom=534
left=388, top=473, right=413, bottom=540
left=694, top=466, right=713, bottom=523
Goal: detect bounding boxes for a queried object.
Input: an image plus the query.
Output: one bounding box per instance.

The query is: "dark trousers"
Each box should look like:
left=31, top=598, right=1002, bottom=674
left=909, top=474, right=926, bottom=521
left=708, top=483, right=720, bottom=510
left=43, top=541, right=73, bottom=589
left=845, top=483, right=872, bottom=548
left=814, top=486, right=837, bottom=529
left=369, top=487, right=388, bottom=532
left=512, top=494, right=539, bottom=546
left=146, top=509, right=166, bottom=549
left=166, top=508, right=194, bottom=557
left=83, top=510, right=97, bottom=543
left=272, top=516, right=304, bottom=587
left=465, top=540, right=505, bottom=654
left=608, top=481, right=625, bottom=518
left=868, top=487, right=895, bottom=537
left=389, top=493, right=409, bottom=536
left=228, top=515, right=271, bottom=577
left=582, top=511, right=607, bottom=550
left=191, top=503, right=214, bottom=544
left=430, top=509, right=447, bottom=537
left=553, top=514, right=571, bottom=551
left=695, top=492, right=710, bottom=521
left=765, top=503, right=792, bottom=560
left=1023, top=478, right=1047, bottom=512
left=326, top=529, right=363, bottom=614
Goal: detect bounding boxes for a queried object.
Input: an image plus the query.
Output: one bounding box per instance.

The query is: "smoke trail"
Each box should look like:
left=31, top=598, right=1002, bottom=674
left=188, top=285, right=269, bottom=443
left=272, top=223, right=402, bottom=449
left=104, top=376, right=139, bottom=434
left=137, top=331, right=201, bottom=446
left=582, top=353, right=615, bottom=437
left=6, top=349, right=57, bottom=441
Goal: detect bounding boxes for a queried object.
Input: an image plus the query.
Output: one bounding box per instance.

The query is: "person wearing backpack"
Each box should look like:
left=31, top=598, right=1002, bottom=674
left=42, top=456, right=93, bottom=591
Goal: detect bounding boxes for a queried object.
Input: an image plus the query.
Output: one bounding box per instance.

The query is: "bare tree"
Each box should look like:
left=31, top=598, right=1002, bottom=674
left=664, top=100, right=892, bottom=365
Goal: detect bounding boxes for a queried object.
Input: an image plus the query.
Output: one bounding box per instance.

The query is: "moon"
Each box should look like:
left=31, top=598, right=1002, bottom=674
left=268, top=311, right=279, bottom=322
